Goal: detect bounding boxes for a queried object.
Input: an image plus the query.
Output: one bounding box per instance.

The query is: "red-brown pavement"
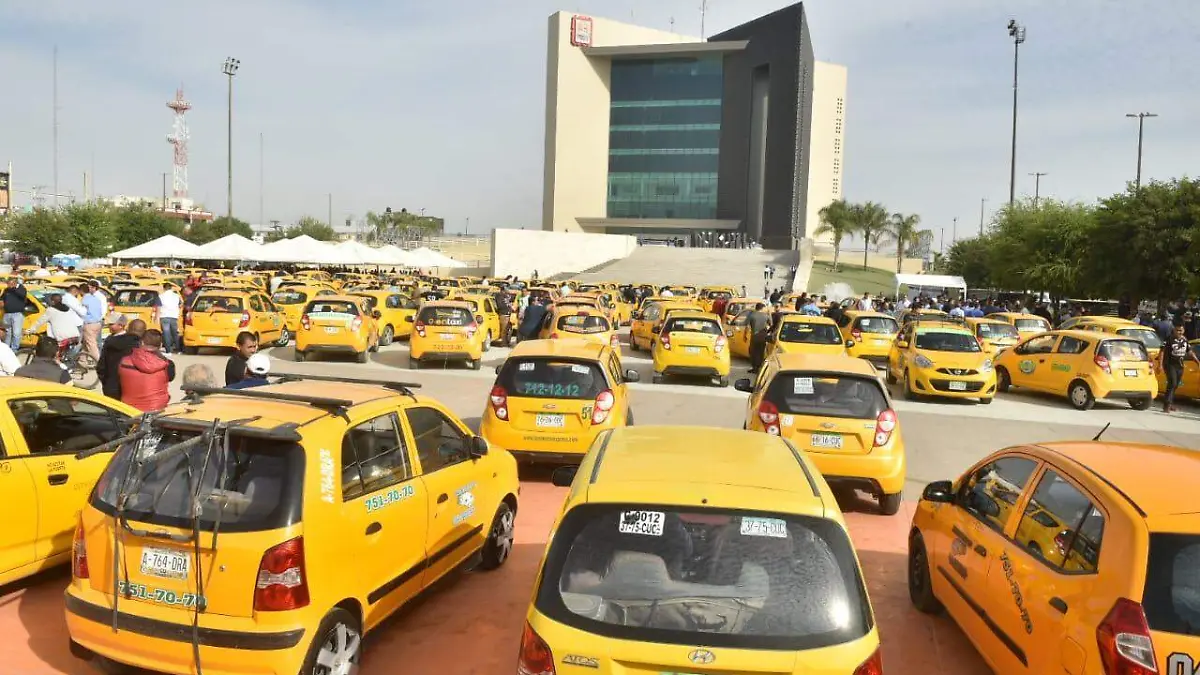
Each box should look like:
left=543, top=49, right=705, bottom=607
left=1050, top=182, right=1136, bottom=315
left=0, top=483, right=990, bottom=675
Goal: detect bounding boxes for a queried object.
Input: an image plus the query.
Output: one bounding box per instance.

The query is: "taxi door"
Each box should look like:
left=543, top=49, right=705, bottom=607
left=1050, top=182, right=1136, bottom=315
left=1046, top=335, right=1088, bottom=393
left=727, top=310, right=752, bottom=359
left=481, top=298, right=501, bottom=343
left=402, top=405, right=490, bottom=589
left=632, top=304, right=662, bottom=350
left=1008, top=334, right=1060, bottom=393
left=0, top=454, right=38, bottom=580
left=888, top=324, right=915, bottom=381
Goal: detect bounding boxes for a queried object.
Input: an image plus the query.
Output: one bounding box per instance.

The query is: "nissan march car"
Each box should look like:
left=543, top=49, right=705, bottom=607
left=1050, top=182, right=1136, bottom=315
left=522, top=426, right=882, bottom=675
left=994, top=330, right=1157, bottom=410
left=887, top=319, right=997, bottom=404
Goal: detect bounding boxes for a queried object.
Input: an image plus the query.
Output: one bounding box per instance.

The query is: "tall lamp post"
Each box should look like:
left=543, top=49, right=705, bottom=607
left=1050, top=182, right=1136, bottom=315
left=1028, top=172, right=1047, bottom=206
left=979, top=198, right=987, bottom=236
left=1006, top=19, right=1026, bottom=207
left=1125, top=112, right=1157, bottom=189
left=222, top=57, right=240, bottom=224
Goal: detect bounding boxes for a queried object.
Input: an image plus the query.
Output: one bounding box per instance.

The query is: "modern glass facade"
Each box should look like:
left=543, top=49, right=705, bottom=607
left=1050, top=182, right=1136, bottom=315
left=607, top=56, right=723, bottom=220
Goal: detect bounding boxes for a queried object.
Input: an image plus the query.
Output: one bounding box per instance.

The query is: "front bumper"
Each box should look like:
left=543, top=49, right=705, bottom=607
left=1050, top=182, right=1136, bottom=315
left=910, top=369, right=996, bottom=399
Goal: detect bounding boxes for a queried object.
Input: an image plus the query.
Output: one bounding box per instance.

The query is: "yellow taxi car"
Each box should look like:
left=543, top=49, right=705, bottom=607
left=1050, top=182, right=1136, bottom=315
left=723, top=297, right=765, bottom=325
left=887, top=319, right=997, bottom=403
left=965, top=316, right=1021, bottom=356
left=540, top=306, right=621, bottom=351
left=349, top=290, right=419, bottom=345
left=0, top=380, right=138, bottom=587
left=994, top=329, right=1157, bottom=410
left=523, top=426, right=883, bottom=675
left=112, top=286, right=164, bottom=331
left=988, top=311, right=1052, bottom=337
left=768, top=313, right=851, bottom=357
left=19, top=287, right=51, bottom=349
left=725, top=308, right=756, bottom=359
left=182, top=290, right=288, bottom=354
left=629, top=299, right=696, bottom=352
left=449, top=293, right=504, bottom=349
left=650, top=311, right=731, bottom=387
left=1073, top=316, right=1165, bottom=363
left=272, top=285, right=336, bottom=335
left=661, top=284, right=698, bottom=298
left=898, top=307, right=948, bottom=327
left=737, top=353, right=905, bottom=515
left=480, top=339, right=638, bottom=464
left=909, top=441, right=1200, bottom=675
left=408, top=300, right=487, bottom=370
left=66, top=377, right=519, bottom=675
left=295, top=295, right=380, bottom=363
left=837, top=310, right=899, bottom=368
left=699, top=285, right=737, bottom=313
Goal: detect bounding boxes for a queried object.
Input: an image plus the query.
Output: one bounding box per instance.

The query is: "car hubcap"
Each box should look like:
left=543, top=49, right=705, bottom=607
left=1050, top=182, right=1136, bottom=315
left=315, top=623, right=360, bottom=675
left=493, top=509, right=515, bottom=562
left=383, top=327, right=393, bottom=342
left=1071, top=387, right=1087, bottom=406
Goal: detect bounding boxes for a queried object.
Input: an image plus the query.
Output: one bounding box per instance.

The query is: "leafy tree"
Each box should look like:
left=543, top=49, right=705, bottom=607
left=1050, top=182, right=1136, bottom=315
left=2, top=208, right=71, bottom=260
left=882, top=212, right=925, bottom=274
left=186, top=216, right=253, bottom=244
left=814, top=200, right=855, bottom=271
left=111, top=204, right=183, bottom=250
left=63, top=202, right=117, bottom=257
left=943, top=236, right=994, bottom=288
left=365, top=208, right=444, bottom=243
left=852, top=201, right=889, bottom=270
left=988, top=198, right=1096, bottom=300
left=287, top=216, right=338, bottom=241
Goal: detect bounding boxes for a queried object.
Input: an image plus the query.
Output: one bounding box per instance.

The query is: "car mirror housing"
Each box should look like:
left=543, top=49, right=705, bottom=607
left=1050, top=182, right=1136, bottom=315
left=922, top=480, right=955, bottom=503
left=469, top=436, right=489, bottom=459
left=845, top=339, right=856, bottom=348
left=551, top=466, right=578, bottom=488
left=734, top=378, right=754, bottom=393
left=404, top=315, right=415, bottom=323
left=623, top=369, right=641, bottom=382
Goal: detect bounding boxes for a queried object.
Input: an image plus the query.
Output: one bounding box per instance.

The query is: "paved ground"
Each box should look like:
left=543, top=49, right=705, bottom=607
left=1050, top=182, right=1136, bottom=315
left=3, top=331, right=1197, bottom=675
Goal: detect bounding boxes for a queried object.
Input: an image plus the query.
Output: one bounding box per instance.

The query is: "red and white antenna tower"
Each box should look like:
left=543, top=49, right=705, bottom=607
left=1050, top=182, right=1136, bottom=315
left=166, top=87, right=192, bottom=199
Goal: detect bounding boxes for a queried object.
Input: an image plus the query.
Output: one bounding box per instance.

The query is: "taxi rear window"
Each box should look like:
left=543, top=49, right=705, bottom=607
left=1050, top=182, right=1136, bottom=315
left=534, top=504, right=871, bottom=651
left=272, top=290, right=308, bottom=305
left=192, top=295, right=244, bottom=312
left=1014, top=318, right=1050, bottom=331
left=497, top=359, right=606, bottom=400
left=852, top=316, right=898, bottom=335
left=976, top=322, right=1019, bottom=339
left=305, top=300, right=360, bottom=316
left=558, top=314, right=610, bottom=334
left=766, top=373, right=887, bottom=419
left=664, top=318, right=721, bottom=335
left=353, top=295, right=379, bottom=310
left=1142, top=533, right=1200, bottom=637
left=418, top=306, right=473, bottom=327
left=780, top=322, right=842, bottom=344
left=1100, top=339, right=1149, bottom=362
left=91, top=429, right=303, bottom=533
left=1117, top=327, right=1163, bottom=349
left=115, top=290, right=158, bottom=307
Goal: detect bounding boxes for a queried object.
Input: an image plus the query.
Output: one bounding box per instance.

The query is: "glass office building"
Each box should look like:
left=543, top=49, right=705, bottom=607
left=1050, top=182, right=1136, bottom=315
left=606, top=56, right=723, bottom=220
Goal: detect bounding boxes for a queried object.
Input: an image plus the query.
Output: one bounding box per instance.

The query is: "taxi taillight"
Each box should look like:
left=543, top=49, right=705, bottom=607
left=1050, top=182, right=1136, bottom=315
left=609, top=334, right=620, bottom=348
left=591, top=389, right=615, bottom=425
left=853, top=648, right=883, bottom=675
left=184, top=311, right=193, bottom=326
left=254, top=537, right=310, bottom=612
left=714, top=335, right=726, bottom=353
left=351, top=316, right=362, bottom=332
left=517, top=622, right=555, bottom=675
left=1096, top=598, right=1157, bottom=675
left=549, top=333, right=560, bottom=340
left=465, top=321, right=478, bottom=339
left=490, top=385, right=509, bottom=421
left=758, top=400, right=780, bottom=435
left=1095, top=353, right=1112, bottom=374
left=660, top=332, right=672, bottom=350
left=300, top=314, right=312, bottom=331
left=414, top=320, right=426, bottom=338
left=239, top=311, right=251, bottom=328
left=873, top=409, right=897, bottom=447
left=72, top=519, right=89, bottom=579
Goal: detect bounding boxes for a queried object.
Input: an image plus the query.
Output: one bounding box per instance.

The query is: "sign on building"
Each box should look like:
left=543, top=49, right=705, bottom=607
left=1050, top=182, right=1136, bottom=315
left=0, top=172, right=9, bottom=215
left=571, top=15, right=594, bottom=47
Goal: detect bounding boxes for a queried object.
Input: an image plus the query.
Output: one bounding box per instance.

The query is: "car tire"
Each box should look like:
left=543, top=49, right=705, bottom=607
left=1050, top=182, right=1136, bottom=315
left=380, top=325, right=394, bottom=346
left=626, top=409, right=635, bottom=426
left=479, top=501, right=515, bottom=570
left=880, top=492, right=903, bottom=516
left=1068, top=379, right=1096, bottom=410
left=483, top=331, right=492, bottom=352
left=717, top=376, right=729, bottom=388
left=471, top=358, right=482, bottom=371
left=908, top=531, right=943, bottom=614
left=276, top=329, right=290, bottom=347
left=294, top=350, right=306, bottom=363
left=299, top=608, right=362, bottom=675
left=183, top=346, right=198, bottom=355
left=93, top=655, right=136, bottom=675
left=408, top=357, right=419, bottom=370
left=1129, top=396, right=1151, bottom=411
left=903, top=371, right=918, bottom=401
left=885, top=367, right=897, bottom=385
left=996, top=367, right=1011, bottom=393
left=652, top=372, right=663, bottom=384
left=979, top=396, right=994, bottom=405
left=356, top=350, right=368, bottom=364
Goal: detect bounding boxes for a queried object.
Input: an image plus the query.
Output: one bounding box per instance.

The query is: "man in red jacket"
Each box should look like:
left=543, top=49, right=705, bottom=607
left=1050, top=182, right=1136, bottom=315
left=118, top=329, right=175, bottom=412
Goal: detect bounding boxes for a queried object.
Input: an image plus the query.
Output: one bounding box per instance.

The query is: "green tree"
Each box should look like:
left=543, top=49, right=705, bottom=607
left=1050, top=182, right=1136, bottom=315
left=186, top=216, right=253, bottom=244
left=3, top=208, right=71, bottom=260
left=286, top=216, right=338, bottom=241
left=851, top=201, right=889, bottom=270
left=814, top=200, right=855, bottom=271
left=111, top=204, right=183, bottom=250
left=988, top=198, right=1097, bottom=300
left=63, top=202, right=117, bottom=257
left=882, top=212, right=925, bottom=274
left=365, top=208, right=445, bottom=243
left=943, top=236, right=994, bottom=288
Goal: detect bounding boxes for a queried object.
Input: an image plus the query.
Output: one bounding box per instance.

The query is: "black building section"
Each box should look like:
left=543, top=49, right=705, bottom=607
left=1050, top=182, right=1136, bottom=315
left=712, top=2, right=814, bottom=250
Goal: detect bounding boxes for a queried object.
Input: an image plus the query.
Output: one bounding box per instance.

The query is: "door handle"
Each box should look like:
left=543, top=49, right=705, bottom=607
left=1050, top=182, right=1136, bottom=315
left=437, top=493, right=448, bottom=504
left=1049, top=597, right=1068, bottom=614
left=365, top=522, right=382, bottom=535
left=48, top=473, right=69, bottom=486
left=973, top=544, right=988, bottom=557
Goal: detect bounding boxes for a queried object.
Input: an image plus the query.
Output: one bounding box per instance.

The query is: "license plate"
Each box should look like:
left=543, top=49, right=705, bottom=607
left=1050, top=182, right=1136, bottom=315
left=535, top=413, right=565, bottom=428
left=811, top=433, right=843, bottom=449
left=1124, top=368, right=1139, bottom=377
left=206, top=337, right=221, bottom=345
left=140, top=547, right=189, bottom=580
left=874, top=339, right=889, bottom=345
left=685, top=346, right=702, bottom=354
left=948, top=381, right=968, bottom=391
left=324, top=326, right=339, bottom=334
left=439, top=333, right=455, bottom=341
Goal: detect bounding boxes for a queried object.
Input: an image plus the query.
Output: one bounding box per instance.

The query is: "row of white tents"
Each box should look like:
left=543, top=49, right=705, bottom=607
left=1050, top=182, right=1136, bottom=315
left=108, top=234, right=466, bottom=268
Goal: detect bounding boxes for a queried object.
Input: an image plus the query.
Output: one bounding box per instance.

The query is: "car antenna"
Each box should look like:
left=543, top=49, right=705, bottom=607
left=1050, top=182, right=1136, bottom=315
left=1092, top=422, right=1111, bottom=442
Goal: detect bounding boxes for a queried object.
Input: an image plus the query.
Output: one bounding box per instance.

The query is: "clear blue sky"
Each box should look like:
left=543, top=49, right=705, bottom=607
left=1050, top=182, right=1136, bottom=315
left=1, top=0, right=1196, bottom=245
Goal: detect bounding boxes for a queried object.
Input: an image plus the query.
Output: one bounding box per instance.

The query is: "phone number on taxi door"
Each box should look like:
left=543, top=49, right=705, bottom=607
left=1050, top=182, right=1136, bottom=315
left=117, top=581, right=203, bottom=608
left=365, top=485, right=415, bottom=512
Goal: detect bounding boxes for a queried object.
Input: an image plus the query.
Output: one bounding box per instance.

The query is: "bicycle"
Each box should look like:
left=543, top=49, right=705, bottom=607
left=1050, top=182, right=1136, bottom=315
left=19, top=336, right=100, bottom=390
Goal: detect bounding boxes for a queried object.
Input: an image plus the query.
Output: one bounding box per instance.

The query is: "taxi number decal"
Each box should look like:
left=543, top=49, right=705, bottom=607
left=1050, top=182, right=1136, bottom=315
left=1050, top=363, right=1071, bottom=373
left=453, top=483, right=477, bottom=525
left=740, top=517, right=788, bottom=538
left=47, top=460, right=66, bottom=472
left=619, top=510, right=664, bottom=536
left=118, top=581, right=203, bottom=608
left=0, top=462, right=10, bottom=474
left=365, top=485, right=415, bottom=512
left=999, top=551, right=1033, bottom=634
left=794, top=377, right=814, bottom=395
left=319, top=449, right=336, bottom=504
left=1168, top=653, right=1199, bottom=675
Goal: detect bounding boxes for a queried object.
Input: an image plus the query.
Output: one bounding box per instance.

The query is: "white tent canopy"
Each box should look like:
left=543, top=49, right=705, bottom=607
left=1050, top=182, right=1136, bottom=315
left=376, top=245, right=420, bottom=267
left=895, top=273, right=967, bottom=298
left=409, top=246, right=465, bottom=268
left=192, top=234, right=264, bottom=262
left=336, top=240, right=395, bottom=266
left=109, top=234, right=201, bottom=260
left=258, top=236, right=346, bottom=265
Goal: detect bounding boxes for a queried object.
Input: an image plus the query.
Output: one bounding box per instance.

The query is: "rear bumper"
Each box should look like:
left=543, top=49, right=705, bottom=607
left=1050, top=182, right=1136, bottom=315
left=1098, top=388, right=1155, bottom=400
left=183, top=332, right=236, bottom=349
left=483, top=420, right=606, bottom=461
left=296, top=342, right=362, bottom=354
left=412, top=350, right=477, bottom=362
left=805, top=447, right=906, bottom=495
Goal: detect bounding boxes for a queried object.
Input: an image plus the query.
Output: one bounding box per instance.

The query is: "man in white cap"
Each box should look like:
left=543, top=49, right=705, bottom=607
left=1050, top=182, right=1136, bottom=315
left=226, top=352, right=271, bottom=390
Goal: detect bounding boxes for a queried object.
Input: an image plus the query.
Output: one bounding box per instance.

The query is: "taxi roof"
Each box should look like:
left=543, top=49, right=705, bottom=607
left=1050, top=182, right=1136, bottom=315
left=195, top=288, right=255, bottom=297
left=772, top=352, right=878, bottom=377
left=1050, top=328, right=1141, bottom=342
left=780, top=313, right=836, bottom=325
left=309, top=294, right=367, bottom=303
left=964, top=316, right=1009, bottom=324
left=1033, top=442, right=1200, bottom=518
left=914, top=321, right=972, bottom=333
left=663, top=309, right=719, bottom=320
left=1073, top=316, right=1135, bottom=324
left=988, top=312, right=1046, bottom=320
left=420, top=300, right=475, bottom=309
left=843, top=309, right=893, bottom=318
left=509, top=338, right=607, bottom=360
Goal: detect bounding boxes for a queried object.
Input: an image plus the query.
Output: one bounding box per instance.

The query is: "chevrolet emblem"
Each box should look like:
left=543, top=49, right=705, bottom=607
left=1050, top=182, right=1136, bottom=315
left=820, top=421, right=836, bottom=429
left=543, top=404, right=557, bottom=410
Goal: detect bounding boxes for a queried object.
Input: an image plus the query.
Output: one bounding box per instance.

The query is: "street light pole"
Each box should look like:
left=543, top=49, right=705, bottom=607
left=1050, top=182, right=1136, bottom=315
left=1006, top=19, right=1026, bottom=207
left=952, top=216, right=958, bottom=244
left=980, top=198, right=987, bottom=236
left=222, top=57, right=240, bottom=224
left=1125, top=112, right=1158, bottom=189
left=1028, top=172, right=1047, bottom=206
left=327, top=193, right=332, bottom=228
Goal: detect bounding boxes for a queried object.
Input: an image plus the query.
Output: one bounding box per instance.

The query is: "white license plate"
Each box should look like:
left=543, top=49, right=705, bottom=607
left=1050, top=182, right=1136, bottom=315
left=874, top=339, right=889, bottom=345
left=140, top=547, right=189, bottom=580
left=811, top=433, right=843, bottom=449
left=324, top=326, right=339, bottom=334
left=948, top=381, right=968, bottom=391
left=685, top=346, right=702, bottom=354
left=206, top=337, right=221, bottom=345
left=1124, top=368, right=1139, bottom=377
left=535, top=413, right=565, bottom=428
left=439, top=333, right=456, bottom=341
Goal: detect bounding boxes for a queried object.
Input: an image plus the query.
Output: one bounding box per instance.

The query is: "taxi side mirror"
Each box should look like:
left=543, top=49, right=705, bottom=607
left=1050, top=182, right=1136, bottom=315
left=494, top=364, right=503, bottom=375
left=734, top=378, right=754, bottom=393
left=469, top=436, right=489, bottom=459
left=372, top=310, right=382, bottom=320
left=551, top=466, right=578, bottom=488
left=895, top=339, right=908, bottom=348
left=922, top=480, right=954, bottom=503
left=623, top=369, right=640, bottom=382
left=405, top=315, right=414, bottom=323
left=845, top=339, right=856, bottom=348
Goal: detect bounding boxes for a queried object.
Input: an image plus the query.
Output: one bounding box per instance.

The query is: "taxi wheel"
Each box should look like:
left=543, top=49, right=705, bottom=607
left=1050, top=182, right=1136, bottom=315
left=908, top=531, right=943, bottom=614
left=479, top=502, right=516, bottom=570
left=902, top=371, right=919, bottom=401
left=356, top=350, right=369, bottom=364
left=408, top=357, right=420, bottom=369
left=1129, top=396, right=1151, bottom=411
left=92, top=655, right=136, bottom=675
left=380, top=325, right=394, bottom=346
left=183, top=346, right=198, bottom=355
left=885, top=368, right=896, bottom=385
left=995, top=367, right=1011, bottom=393
left=300, top=608, right=362, bottom=675
left=276, top=329, right=290, bottom=347
left=471, top=358, right=482, bottom=371
left=1068, top=380, right=1096, bottom=410
left=294, top=350, right=306, bottom=363
left=483, top=331, right=492, bottom=352
left=880, top=492, right=903, bottom=516
left=716, top=376, right=729, bottom=388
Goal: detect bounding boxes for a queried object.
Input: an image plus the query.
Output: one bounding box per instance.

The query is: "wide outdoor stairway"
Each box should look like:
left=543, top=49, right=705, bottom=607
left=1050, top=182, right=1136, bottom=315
left=565, top=246, right=801, bottom=295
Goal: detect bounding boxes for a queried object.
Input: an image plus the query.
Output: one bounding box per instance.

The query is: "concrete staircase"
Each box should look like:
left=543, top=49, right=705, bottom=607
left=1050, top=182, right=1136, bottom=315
left=563, top=246, right=803, bottom=297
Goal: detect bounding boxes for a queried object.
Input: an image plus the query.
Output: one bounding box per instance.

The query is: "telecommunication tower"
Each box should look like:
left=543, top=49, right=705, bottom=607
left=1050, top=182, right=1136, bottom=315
left=166, top=88, right=192, bottom=199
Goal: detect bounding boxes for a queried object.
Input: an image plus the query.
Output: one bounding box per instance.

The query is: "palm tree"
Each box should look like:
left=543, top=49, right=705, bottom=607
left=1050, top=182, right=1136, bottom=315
left=815, top=200, right=855, bottom=271
left=883, top=212, right=925, bottom=274
left=853, top=201, right=890, bottom=270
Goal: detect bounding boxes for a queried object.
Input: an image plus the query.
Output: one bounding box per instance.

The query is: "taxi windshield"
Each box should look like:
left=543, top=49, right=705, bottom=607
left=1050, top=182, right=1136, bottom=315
left=664, top=318, right=722, bottom=335
left=115, top=290, right=158, bottom=307
left=1117, top=327, right=1163, bottom=349
left=765, top=373, right=887, bottom=419
left=976, top=322, right=1020, bottom=340
left=558, top=314, right=610, bottom=334
left=272, top=290, right=308, bottom=305
left=306, top=300, right=360, bottom=316
left=498, top=359, right=606, bottom=400
left=915, top=330, right=980, bottom=352
left=192, top=295, right=244, bottom=312
left=779, top=322, right=841, bottom=344
left=1143, top=533, right=1200, bottom=637
left=853, top=316, right=898, bottom=335
left=1014, top=318, right=1050, bottom=331
left=536, top=504, right=870, bottom=650
left=417, top=306, right=473, bottom=327
left=1099, top=339, right=1148, bottom=362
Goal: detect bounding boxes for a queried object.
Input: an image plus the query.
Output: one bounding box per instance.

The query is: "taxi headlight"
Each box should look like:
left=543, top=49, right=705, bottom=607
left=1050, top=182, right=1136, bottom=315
left=914, top=354, right=934, bottom=369
left=981, top=359, right=993, bottom=372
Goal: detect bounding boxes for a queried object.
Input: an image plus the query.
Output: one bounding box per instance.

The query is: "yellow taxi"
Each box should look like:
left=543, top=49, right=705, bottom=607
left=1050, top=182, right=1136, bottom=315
left=19, top=287, right=51, bottom=349
left=909, top=441, right=1200, bottom=675
left=650, top=310, right=731, bottom=387
left=556, top=295, right=611, bottom=324
left=112, top=286, right=164, bottom=331
left=1073, top=316, right=1164, bottom=363
left=349, top=290, right=419, bottom=345
left=629, top=299, right=696, bottom=352
left=965, top=316, right=1021, bottom=356
left=65, top=377, right=520, bottom=675
left=768, top=313, right=851, bottom=357
left=725, top=308, right=756, bottom=359
left=449, top=293, right=503, bottom=349
left=887, top=319, right=997, bottom=403
left=295, top=295, right=380, bottom=363
left=994, top=329, right=1157, bottom=410
left=1057, top=314, right=1131, bottom=331
left=699, top=285, right=737, bottom=313
left=271, top=286, right=336, bottom=335
left=987, top=311, right=1052, bottom=337
left=736, top=353, right=906, bottom=515
left=540, top=306, right=621, bottom=351
left=480, top=340, right=638, bottom=464
left=897, top=307, right=948, bottom=327
left=723, top=297, right=765, bottom=325
left=662, top=284, right=698, bottom=299
left=837, top=310, right=899, bottom=368
left=408, top=301, right=487, bottom=370
left=524, top=426, right=883, bottom=675
left=0, top=380, right=138, bottom=587
left=182, top=290, right=288, bottom=354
